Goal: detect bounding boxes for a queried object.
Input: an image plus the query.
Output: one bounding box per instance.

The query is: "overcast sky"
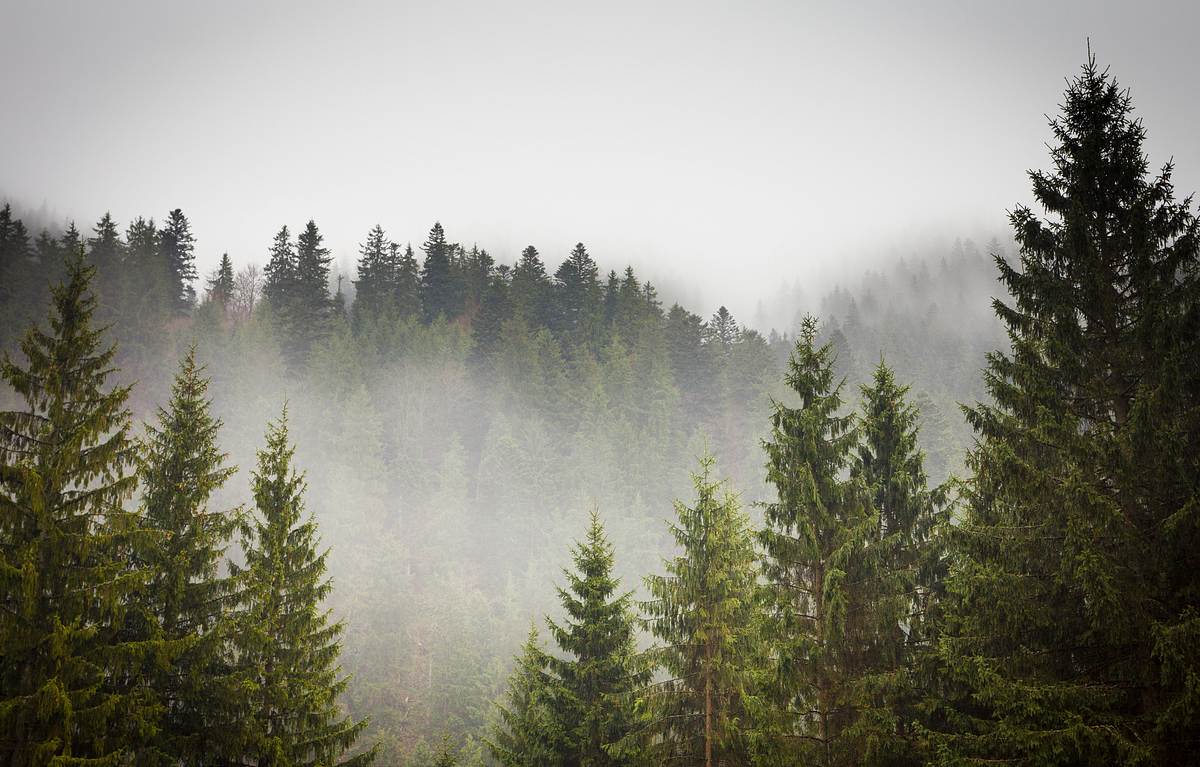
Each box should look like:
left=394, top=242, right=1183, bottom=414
left=2, top=0, right=1198, bottom=318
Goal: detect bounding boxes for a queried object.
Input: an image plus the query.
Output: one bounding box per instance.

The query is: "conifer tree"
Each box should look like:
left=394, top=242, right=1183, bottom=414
left=851, top=360, right=947, bottom=766
left=0, top=253, right=162, bottom=764
left=264, top=225, right=296, bottom=309
left=553, top=243, right=602, bottom=353
left=545, top=512, right=646, bottom=767
left=935, top=57, right=1200, bottom=766
left=421, top=222, right=456, bottom=322
left=160, top=208, right=197, bottom=311
left=353, top=224, right=393, bottom=324
left=229, top=410, right=376, bottom=767
left=487, top=626, right=565, bottom=767
left=638, top=454, right=764, bottom=767
left=392, top=242, right=422, bottom=319
left=511, top=245, right=553, bottom=327
left=757, top=316, right=877, bottom=767
left=207, top=253, right=235, bottom=307
left=135, top=348, right=241, bottom=765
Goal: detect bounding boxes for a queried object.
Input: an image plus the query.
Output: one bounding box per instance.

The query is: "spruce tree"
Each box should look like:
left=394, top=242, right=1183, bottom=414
left=160, top=208, right=197, bottom=312
left=935, top=57, right=1200, bottom=766
left=264, top=225, right=296, bottom=309
left=229, top=410, right=375, bottom=767
left=851, top=360, right=947, bottom=766
left=757, top=316, right=877, bottom=767
left=353, top=224, right=394, bottom=324
left=207, top=253, right=235, bottom=307
left=135, top=348, right=241, bottom=765
left=487, top=626, right=565, bottom=767
left=511, top=245, right=553, bottom=327
left=553, top=243, right=602, bottom=354
left=421, top=222, right=455, bottom=322
left=638, top=454, right=763, bottom=767
left=545, top=512, right=646, bottom=767
left=0, top=253, right=162, bottom=764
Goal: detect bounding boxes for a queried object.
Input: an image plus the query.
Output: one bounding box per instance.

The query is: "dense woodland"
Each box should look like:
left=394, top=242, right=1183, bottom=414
left=1, top=60, right=1198, bottom=767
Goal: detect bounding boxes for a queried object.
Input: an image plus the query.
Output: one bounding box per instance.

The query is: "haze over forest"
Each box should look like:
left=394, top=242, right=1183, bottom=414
left=2, top=3, right=1199, bottom=767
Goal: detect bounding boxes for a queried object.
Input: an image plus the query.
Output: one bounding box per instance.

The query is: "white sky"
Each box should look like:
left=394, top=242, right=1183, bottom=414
left=3, top=0, right=1198, bottom=319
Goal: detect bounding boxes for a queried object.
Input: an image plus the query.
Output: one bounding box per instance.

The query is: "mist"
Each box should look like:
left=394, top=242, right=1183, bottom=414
left=3, top=2, right=1200, bottom=766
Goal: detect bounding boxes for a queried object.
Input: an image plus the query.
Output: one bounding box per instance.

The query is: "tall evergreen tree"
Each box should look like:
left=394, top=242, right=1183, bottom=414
left=511, top=245, right=553, bottom=327
left=0, top=253, right=162, bottom=764
left=353, top=224, right=394, bottom=324
left=545, top=512, right=646, bottom=767
left=757, top=316, right=877, bottom=767
left=935, top=58, right=1200, bottom=766
left=229, top=410, right=376, bottom=767
left=207, top=253, right=235, bottom=307
left=264, top=225, right=296, bottom=309
left=421, top=222, right=456, bottom=322
left=637, top=454, right=764, bottom=767
left=135, top=349, right=241, bottom=765
left=160, top=208, right=197, bottom=312
left=553, top=243, right=602, bottom=353
left=487, top=625, right=565, bottom=767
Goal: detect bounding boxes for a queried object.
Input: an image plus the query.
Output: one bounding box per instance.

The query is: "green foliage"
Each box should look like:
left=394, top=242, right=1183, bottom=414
left=487, top=626, right=565, bottom=767
left=545, top=512, right=647, bottom=767
left=935, top=57, right=1200, bottom=766
left=228, top=410, right=376, bottom=766
left=0, top=253, right=161, bottom=765
left=637, top=453, right=764, bottom=767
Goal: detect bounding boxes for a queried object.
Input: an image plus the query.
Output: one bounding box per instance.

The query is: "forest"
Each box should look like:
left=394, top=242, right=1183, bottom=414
left=1, top=58, right=1198, bottom=767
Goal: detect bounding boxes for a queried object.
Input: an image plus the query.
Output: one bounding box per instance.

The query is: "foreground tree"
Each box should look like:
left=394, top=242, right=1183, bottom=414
left=229, top=411, right=375, bottom=766
left=136, top=349, right=241, bottom=764
left=546, top=512, right=646, bottom=767
left=487, top=626, right=564, bottom=767
left=756, top=317, right=877, bottom=767
left=0, top=254, right=160, bottom=764
left=636, top=454, right=763, bottom=767
left=936, top=58, right=1200, bottom=765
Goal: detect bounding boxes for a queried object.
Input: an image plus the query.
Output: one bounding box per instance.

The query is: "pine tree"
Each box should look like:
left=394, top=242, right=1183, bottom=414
left=638, top=453, right=764, bottom=767
left=264, top=225, right=296, bottom=309
left=545, top=512, right=646, bottom=767
left=850, top=360, right=947, bottom=766
left=421, top=222, right=456, bottom=322
left=935, top=57, right=1200, bottom=766
left=393, top=242, right=422, bottom=319
left=353, top=224, right=394, bottom=324
left=487, top=625, right=565, bottom=767
left=135, top=348, right=241, bottom=765
left=207, top=253, right=235, bottom=307
left=229, top=410, right=376, bottom=767
left=0, top=253, right=162, bottom=764
left=160, top=208, right=197, bottom=312
left=757, top=316, right=876, bottom=767
left=553, top=243, right=602, bottom=354
left=511, top=245, right=553, bottom=328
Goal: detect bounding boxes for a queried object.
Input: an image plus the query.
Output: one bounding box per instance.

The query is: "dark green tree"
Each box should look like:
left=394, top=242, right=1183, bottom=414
left=353, top=224, right=394, bottom=324
left=757, top=316, right=877, bottom=767
left=935, top=58, right=1200, bottom=766
left=0, top=253, right=161, bottom=765
left=207, top=252, right=235, bottom=307
left=229, top=410, right=376, bottom=767
left=421, top=222, right=457, bottom=322
left=553, top=243, right=602, bottom=354
left=264, top=225, right=296, bottom=309
left=135, top=348, right=241, bottom=765
left=510, top=245, right=553, bottom=327
left=159, top=208, right=197, bottom=312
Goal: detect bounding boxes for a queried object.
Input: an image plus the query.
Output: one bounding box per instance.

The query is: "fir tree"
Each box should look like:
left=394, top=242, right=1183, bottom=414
left=229, top=410, right=376, bottom=767
left=0, top=253, right=161, bottom=764
left=353, top=224, right=393, bottom=324
left=135, top=348, right=241, bottom=765
left=545, top=512, right=646, bottom=767
left=207, top=253, right=235, bottom=307
left=160, top=208, right=197, bottom=311
left=264, top=225, right=296, bottom=309
left=511, top=245, right=553, bottom=327
left=487, top=625, right=565, bottom=767
left=421, top=222, right=456, bottom=322
left=757, top=316, right=876, bottom=767
left=637, top=454, right=764, bottom=767
left=553, top=243, right=602, bottom=354
left=935, top=57, right=1200, bottom=766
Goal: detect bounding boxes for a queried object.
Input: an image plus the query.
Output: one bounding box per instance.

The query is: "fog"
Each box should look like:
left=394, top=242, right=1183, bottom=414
left=3, top=2, right=1200, bottom=765
left=4, top=0, right=1199, bottom=318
